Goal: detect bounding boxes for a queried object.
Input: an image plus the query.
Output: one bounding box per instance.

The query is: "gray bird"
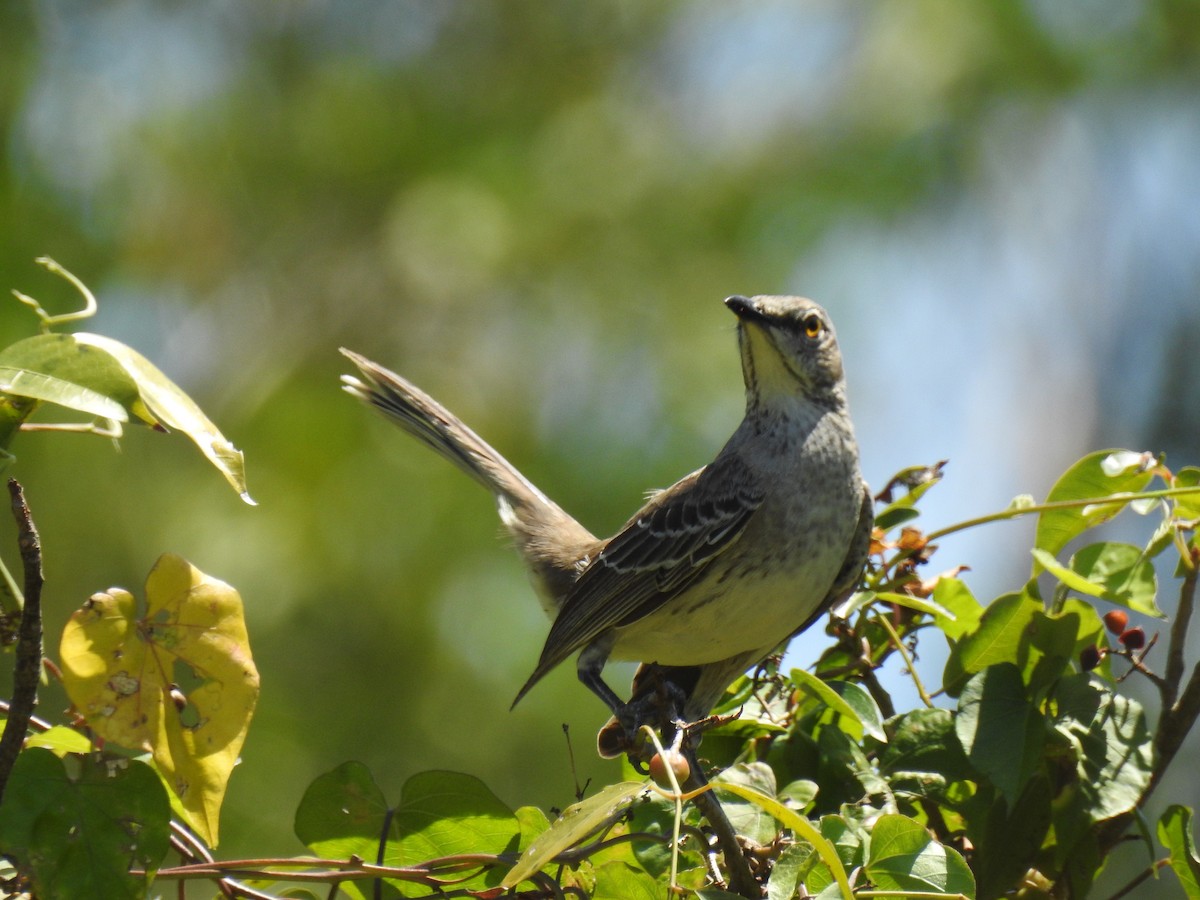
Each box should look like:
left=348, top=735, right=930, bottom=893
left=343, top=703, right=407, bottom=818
left=341, top=295, right=872, bottom=747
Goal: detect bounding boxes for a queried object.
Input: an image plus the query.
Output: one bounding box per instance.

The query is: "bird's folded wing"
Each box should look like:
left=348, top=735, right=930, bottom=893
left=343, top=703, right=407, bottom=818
left=524, top=454, right=766, bottom=683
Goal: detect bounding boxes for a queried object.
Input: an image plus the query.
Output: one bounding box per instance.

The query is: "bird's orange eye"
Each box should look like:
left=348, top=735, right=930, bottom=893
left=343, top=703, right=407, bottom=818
left=803, top=315, right=823, bottom=339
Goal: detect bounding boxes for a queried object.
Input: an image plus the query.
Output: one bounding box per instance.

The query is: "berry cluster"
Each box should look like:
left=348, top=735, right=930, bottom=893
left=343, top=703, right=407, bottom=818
left=1079, top=609, right=1147, bottom=671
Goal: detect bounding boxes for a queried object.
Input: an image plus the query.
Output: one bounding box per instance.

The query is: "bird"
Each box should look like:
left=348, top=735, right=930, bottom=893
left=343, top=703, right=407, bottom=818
left=341, top=295, right=872, bottom=749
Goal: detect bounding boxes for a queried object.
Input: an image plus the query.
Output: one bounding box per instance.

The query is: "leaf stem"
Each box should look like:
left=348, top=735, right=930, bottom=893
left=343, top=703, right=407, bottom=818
left=11, top=256, right=98, bottom=331
left=925, top=486, right=1200, bottom=542
left=875, top=613, right=935, bottom=708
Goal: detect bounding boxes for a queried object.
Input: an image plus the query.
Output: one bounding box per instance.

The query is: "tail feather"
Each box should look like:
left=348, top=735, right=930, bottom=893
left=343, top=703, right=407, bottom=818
left=340, top=348, right=598, bottom=609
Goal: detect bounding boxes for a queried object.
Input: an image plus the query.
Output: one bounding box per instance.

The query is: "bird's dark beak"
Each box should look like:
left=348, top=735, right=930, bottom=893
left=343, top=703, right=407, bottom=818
left=725, top=295, right=770, bottom=326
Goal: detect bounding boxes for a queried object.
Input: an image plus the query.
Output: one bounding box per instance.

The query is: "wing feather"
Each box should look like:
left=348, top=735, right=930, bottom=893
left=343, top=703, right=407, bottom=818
left=513, top=455, right=765, bottom=701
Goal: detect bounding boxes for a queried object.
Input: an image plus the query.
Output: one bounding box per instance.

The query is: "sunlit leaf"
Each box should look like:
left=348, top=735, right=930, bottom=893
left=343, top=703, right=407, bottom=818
left=384, top=770, right=519, bottom=888
left=24, top=725, right=93, bottom=756
left=791, top=668, right=869, bottom=741
left=592, top=860, right=663, bottom=900
left=0, top=332, right=252, bottom=501
left=829, top=680, right=886, bottom=743
left=1033, top=450, right=1154, bottom=573
left=932, top=577, right=984, bottom=641
left=75, top=333, right=253, bottom=502
left=1174, top=468, right=1200, bottom=520
left=1069, top=542, right=1162, bottom=617
left=865, top=814, right=976, bottom=897
left=713, top=762, right=780, bottom=845
left=943, top=591, right=1041, bottom=696
left=294, top=760, right=389, bottom=878
left=59, top=553, right=259, bottom=846
left=0, top=749, right=170, bottom=899
left=714, top=781, right=854, bottom=900
left=1159, top=805, right=1200, bottom=899
left=501, top=781, right=646, bottom=889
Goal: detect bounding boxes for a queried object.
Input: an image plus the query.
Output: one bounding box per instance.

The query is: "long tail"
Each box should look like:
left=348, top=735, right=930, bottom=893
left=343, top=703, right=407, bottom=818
left=340, top=349, right=596, bottom=609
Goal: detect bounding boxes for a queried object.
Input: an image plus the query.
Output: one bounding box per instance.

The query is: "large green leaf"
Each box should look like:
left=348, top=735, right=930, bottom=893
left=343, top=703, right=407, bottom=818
left=294, top=761, right=394, bottom=900
left=1069, top=542, right=1162, bottom=617
left=943, top=591, right=1041, bottom=696
left=933, top=577, right=984, bottom=641
left=0, top=749, right=170, bottom=900
left=713, top=762, right=780, bottom=846
left=791, top=668, right=878, bottom=742
left=0, top=332, right=252, bottom=502
left=297, top=765, right=519, bottom=899
left=501, top=781, right=646, bottom=890
left=1052, top=674, right=1153, bottom=825
left=955, top=664, right=1046, bottom=806
left=1033, top=450, right=1154, bottom=572
left=865, top=814, right=976, bottom=897
left=1159, top=805, right=1200, bottom=899
left=878, top=708, right=974, bottom=786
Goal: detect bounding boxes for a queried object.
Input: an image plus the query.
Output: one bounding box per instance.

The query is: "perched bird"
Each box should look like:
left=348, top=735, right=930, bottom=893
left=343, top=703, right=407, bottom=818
left=341, top=295, right=872, bottom=748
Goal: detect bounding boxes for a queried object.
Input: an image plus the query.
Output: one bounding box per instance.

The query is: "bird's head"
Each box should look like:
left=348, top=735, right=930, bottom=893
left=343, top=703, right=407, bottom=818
left=725, top=295, right=846, bottom=411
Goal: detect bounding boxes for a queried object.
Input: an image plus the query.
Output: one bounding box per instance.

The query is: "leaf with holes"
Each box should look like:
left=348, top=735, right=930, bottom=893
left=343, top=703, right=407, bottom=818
left=59, top=553, right=259, bottom=846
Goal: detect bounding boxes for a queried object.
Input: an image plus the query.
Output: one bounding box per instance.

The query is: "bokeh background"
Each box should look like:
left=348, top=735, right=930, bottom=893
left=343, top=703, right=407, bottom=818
left=2, top=1, right=1199, bottom=893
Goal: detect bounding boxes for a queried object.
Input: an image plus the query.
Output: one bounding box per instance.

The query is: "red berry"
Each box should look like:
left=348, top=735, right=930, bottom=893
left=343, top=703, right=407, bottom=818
left=1103, top=610, right=1129, bottom=634
left=648, top=750, right=691, bottom=789
left=1120, top=627, right=1146, bottom=650
left=1079, top=644, right=1102, bottom=672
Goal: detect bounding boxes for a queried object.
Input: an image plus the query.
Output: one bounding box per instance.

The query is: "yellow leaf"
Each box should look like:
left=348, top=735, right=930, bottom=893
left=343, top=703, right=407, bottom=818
left=59, top=554, right=259, bottom=846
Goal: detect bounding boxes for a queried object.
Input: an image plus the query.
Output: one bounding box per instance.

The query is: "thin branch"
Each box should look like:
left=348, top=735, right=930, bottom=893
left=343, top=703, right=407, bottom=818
left=1147, top=558, right=1200, bottom=802
left=875, top=614, right=934, bottom=708
left=1164, top=547, right=1200, bottom=710
left=924, top=486, right=1200, bottom=542
left=0, top=479, right=44, bottom=803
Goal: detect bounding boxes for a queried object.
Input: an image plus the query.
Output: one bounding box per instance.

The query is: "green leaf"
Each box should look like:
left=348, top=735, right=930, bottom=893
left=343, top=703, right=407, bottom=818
left=0, top=334, right=145, bottom=423
left=972, top=774, right=1053, bottom=900
left=829, top=680, right=886, bottom=742
left=932, top=577, right=984, bottom=641
left=1159, top=805, right=1200, bottom=898
left=514, top=805, right=551, bottom=853
left=23, top=725, right=93, bottom=756
left=1174, top=468, right=1200, bottom=520
left=0, top=749, right=170, bottom=900
left=713, top=762, right=780, bottom=846
left=943, top=591, right=1041, bottom=697
left=386, top=770, right=519, bottom=887
left=75, top=333, right=254, bottom=503
left=767, top=841, right=817, bottom=900
left=593, top=860, right=665, bottom=900
left=955, top=664, right=1046, bottom=806
left=871, top=589, right=957, bottom=621
left=501, top=781, right=646, bottom=889
left=1069, top=542, right=1163, bottom=617
left=1052, top=674, right=1152, bottom=824
left=1024, top=608, right=1081, bottom=698
left=714, top=781, right=854, bottom=900
left=298, top=765, right=518, bottom=898
left=879, top=708, right=974, bottom=785
left=865, top=814, right=976, bottom=896
left=294, top=761, right=391, bottom=900
left=1031, top=548, right=1107, bottom=598
left=791, top=668, right=868, bottom=741
left=295, top=760, right=389, bottom=857
left=1033, top=450, right=1154, bottom=571
left=0, top=332, right=253, bottom=501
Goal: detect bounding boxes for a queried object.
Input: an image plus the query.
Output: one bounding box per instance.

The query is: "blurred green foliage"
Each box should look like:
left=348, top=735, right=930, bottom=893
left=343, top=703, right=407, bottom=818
left=1, top=1, right=1199, bottom=885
